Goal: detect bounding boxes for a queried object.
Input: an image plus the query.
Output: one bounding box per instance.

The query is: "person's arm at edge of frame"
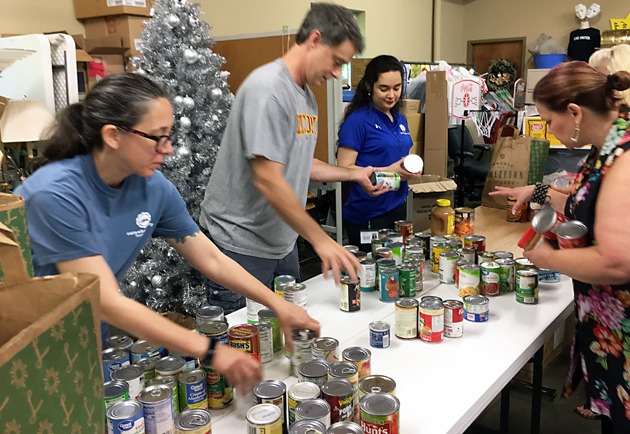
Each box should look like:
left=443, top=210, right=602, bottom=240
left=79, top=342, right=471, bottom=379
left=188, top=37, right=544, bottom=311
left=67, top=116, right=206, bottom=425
left=250, top=156, right=360, bottom=284
left=523, top=151, right=630, bottom=285
left=166, top=231, right=320, bottom=351
left=56, top=255, right=263, bottom=391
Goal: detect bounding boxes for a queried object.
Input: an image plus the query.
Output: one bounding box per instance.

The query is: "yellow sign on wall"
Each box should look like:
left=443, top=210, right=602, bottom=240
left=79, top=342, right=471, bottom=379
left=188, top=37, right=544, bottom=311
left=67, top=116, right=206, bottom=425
left=611, top=12, right=630, bottom=30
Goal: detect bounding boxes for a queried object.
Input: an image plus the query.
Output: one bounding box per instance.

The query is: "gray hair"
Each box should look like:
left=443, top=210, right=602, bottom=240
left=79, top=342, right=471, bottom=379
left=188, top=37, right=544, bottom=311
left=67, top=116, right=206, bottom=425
left=296, top=3, right=364, bottom=53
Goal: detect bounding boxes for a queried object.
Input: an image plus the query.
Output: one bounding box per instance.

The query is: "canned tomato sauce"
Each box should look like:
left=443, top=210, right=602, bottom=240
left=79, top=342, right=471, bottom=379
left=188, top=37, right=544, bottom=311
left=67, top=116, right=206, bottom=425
left=418, top=297, right=444, bottom=343
left=480, top=262, right=501, bottom=296
left=253, top=380, right=287, bottom=434
left=516, top=269, right=539, bottom=304
left=443, top=299, right=464, bottom=338
left=340, top=276, right=361, bottom=312
left=463, top=294, right=489, bottom=322
left=394, top=298, right=418, bottom=339
left=311, top=337, right=340, bottom=363
left=369, top=321, right=390, bottom=349
left=138, top=385, right=174, bottom=434
left=322, top=379, right=354, bottom=423
left=342, top=347, right=372, bottom=380
left=288, top=382, right=321, bottom=425
left=359, top=393, right=400, bottom=434
left=174, top=408, right=212, bottom=434
left=228, top=324, right=261, bottom=362
left=247, top=403, right=283, bottom=434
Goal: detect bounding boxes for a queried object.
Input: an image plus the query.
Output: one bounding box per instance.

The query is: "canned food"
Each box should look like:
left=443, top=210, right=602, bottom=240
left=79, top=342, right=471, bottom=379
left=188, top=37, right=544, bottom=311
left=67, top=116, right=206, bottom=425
left=358, top=375, right=396, bottom=400
left=105, top=334, right=134, bottom=350
left=507, top=196, right=528, bottom=222
left=342, top=347, right=372, bottom=380
left=463, top=294, right=489, bottom=322
left=327, top=361, right=359, bottom=418
left=275, top=274, right=296, bottom=298
left=354, top=251, right=368, bottom=261
left=246, top=298, right=265, bottom=324
left=155, top=356, right=186, bottom=377
left=295, top=399, right=331, bottom=429
left=454, top=259, right=471, bottom=291
left=228, top=324, right=261, bottom=362
left=387, top=232, right=403, bottom=244
left=477, top=251, right=495, bottom=265
left=195, top=305, right=225, bottom=329
left=149, top=375, right=180, bottom=416
left=256, top=322, right=273, bottom=364
left=375, top=247, right=393, bottom=260
left=531, top=206, right=570, bottom=241
left=174, top=408, right=212, bottom=434
left=102, top=347, right=130, bottom=383
left=496, top=258, right=516, bottom=293
left=405, top=235, right=421, bottom=246
left=416, top=232, right=432, bottom=261
left=322, top=379, right=354, bottom=423
left=458, top=247, right=476, bottom=263
left=106, top=399, right=144, bottom=434
left=200, top=364, right=233, bottom=409
left=289, top=419, right=328, bottom=434
left=340, top=276, right=361, bottom=312
left=134, top=356, right=159, bottom=386
left=448, top=240, right=463, bottom=253
left=480, top=262, right=501, bottom=296
left=418, top=297, right=444, bottom=343
left=458, top=263, right=480, bottom=297
left=529, top=201, right=544, bottom=221
left=516, top=257, right=537, bottom=270
left=388, top=242, right=404, bottom=265
left=396, top=264, right=416, bottom=297
left=379, top=268, right=399, bottom=302
left=444, top=234, right=461, bottom=242
left=359, top=258, right=376, bottom=292
left=130, top=340, right=164, bottom=364
left=259, top=309, right=283, bottom=353
left=111, top=364, right=145, bottom=401
left=371, top=238, right=386, bottom=258
left=406, top=255, right=424, bottom=294
left=198, top=320, right=229, bottom=344
left=556, top=220, right=590, bottom=249
left=288, top=382, right=321, bottom=425
left=431, top=239, right=449, bottom=274
left=464, top=235, right=486, bottom=253
left=284, top=283, right=308, bottom=310
left=369, top=321, right=391, bottom=349
left=311, top=337, right=340, bottom=363
left=359, top=393, right=400, bottom=434
left=404, top=246, right=422, bottom=260
left=344, top=245, right=360, bottom=253
left=298, top=360, right=330, bottom=387
left=516, top=269, right=539, bottom=304
left=439, top=251, right=459, bottom=284
left=455, top=207, right=475, bottom=235
left=290, top=329, right=318, bottom=376
left=168, top=351, right=197, bottom=372
left=395, top=220, right=413, bottom=240
left=444, top=299, right=464, bottom=338
left=177, top=369, right=207, bottom=411
left=395, top=298, right=418, bottom=339
left=247, top=403, right=283, bottom=434
left=539, top=269, right=561, bottom=283
left=253, top=380, right=287, bottom=433
left=328, top=421, right=365, bottom=434
left=370, top=172, right=400, bottom=191
left=104, top=380, right=130, bottom=414
left=138, top=385, right=173, bottom=434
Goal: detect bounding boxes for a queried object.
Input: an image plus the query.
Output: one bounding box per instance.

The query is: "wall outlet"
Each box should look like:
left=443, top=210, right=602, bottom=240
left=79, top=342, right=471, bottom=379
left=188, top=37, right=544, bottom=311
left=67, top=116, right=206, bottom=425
left=282, top=25, right=289, bottom=34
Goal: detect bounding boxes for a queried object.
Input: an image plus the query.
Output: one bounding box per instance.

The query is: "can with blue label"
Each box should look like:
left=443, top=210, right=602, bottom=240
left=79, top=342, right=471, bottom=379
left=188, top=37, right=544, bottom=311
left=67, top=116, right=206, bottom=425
left=138, top=385, right=173, bottom=434
left=177, top=369, right=208, bottom=410
left=102, top=348, right=130, bottom=382
left=369, top=321, right=390, bottom=348
left=130, top=340, right=164, bottom=364
left=106, top=399, right=145, bottom=434
left=105, top=334, right=134, bottom=350
left=379, top=268, right=399, bottom=302
left=539, top=268, right=561, bottom=283
left=463, top=295, right=489, bottom=322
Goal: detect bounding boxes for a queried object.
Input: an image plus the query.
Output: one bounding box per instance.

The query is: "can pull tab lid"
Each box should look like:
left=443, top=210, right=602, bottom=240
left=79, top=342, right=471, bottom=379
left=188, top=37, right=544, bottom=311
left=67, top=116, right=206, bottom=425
left=342, top=368, right=354, bottom=374
left=190, top=416, right=206, bottom=427
left=305, top=430, right=318, bottom=434
left=371, top=387, right=382, bottom=393
left=150, top=389, right=162, bottom=397
left=324, top=341, right=334, bottom=348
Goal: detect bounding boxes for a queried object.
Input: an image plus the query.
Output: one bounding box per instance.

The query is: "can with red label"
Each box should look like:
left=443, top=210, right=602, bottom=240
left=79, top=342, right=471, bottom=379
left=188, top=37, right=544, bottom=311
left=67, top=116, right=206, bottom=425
left=556, top=220, right=591, bottom=249
left=342, top=347, right=372, bottom=380
left=418, top=297, right=444, bottom=343
left=321, top=379, right=354, bottom=424
left=228, top=324, right=261, bottom=362
left=359, top=393, right=400, bottom=434
left=443, top=300, right=464, bottom=338
left=375, top=247, right=393, bottom=260
left=531, top=206, right=569, bottom=240
left=395, top=220, right=413, bottom=241
left=480, top=262, right=501, bottom=296
left=464, top=235, right=486, bottom=253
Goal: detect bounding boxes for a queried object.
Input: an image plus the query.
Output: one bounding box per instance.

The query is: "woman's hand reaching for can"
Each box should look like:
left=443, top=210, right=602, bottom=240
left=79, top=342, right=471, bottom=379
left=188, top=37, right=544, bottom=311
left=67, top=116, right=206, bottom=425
left=489, top=185, right=536, bottom=213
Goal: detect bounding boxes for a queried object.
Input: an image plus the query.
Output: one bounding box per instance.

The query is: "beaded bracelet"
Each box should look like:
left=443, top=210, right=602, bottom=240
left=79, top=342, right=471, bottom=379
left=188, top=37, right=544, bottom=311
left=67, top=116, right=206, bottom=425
left=531, top=182, right=549, bottom=205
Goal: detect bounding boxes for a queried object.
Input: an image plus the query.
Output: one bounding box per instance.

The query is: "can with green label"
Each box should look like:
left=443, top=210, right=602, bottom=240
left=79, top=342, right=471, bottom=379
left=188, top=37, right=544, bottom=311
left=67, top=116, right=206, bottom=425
left=516, top=269, right=539, bottom=304
left=397, top=264, right=416, bottom=297
left=104, top=381, right=129, bottom=418
left=259, top=309, right=283, bottom=352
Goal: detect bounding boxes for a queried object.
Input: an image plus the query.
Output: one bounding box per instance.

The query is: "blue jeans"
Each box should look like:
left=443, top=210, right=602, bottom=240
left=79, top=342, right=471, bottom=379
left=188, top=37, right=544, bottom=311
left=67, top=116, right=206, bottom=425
left=204, top=235, right=301, bottom=315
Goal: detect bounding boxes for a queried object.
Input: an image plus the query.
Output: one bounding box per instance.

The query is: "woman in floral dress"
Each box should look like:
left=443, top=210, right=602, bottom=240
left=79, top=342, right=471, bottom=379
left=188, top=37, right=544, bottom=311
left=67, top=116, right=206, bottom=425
left=490, top=62, right=630, bottom=433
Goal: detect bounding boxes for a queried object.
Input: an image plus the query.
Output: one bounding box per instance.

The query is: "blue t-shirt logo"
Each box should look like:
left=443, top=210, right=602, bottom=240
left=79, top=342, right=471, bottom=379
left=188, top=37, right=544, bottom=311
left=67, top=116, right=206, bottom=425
left=135, top=212, right=153, bottom=229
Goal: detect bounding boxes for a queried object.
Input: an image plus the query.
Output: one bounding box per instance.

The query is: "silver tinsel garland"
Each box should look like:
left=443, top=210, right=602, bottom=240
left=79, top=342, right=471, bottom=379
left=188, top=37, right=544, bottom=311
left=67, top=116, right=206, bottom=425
left=121, top=0, right=232, bottom=315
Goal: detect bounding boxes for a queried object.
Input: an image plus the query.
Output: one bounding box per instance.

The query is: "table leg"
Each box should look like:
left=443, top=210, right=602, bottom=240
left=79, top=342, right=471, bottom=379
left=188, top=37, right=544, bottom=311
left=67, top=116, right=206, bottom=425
left=500, top=382, right=510, bottom=434
left=531, top=345, right=544, bottom=434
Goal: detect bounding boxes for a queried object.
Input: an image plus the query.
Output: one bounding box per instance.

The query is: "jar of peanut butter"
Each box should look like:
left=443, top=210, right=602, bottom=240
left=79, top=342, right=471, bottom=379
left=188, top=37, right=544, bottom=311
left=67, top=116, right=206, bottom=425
left=431, top=199, right=455, bottom=236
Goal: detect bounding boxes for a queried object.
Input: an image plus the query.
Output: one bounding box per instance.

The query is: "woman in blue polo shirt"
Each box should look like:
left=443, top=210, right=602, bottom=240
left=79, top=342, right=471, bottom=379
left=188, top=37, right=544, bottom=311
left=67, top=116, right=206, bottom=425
left=338, top=55, right=422, bottom=249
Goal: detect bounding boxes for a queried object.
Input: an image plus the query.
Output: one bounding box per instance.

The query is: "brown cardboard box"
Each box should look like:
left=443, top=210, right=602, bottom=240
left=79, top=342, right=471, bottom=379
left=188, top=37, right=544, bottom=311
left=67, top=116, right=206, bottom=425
left=408, top=175, right=457, bottom=232
left=84, top=15, right=146, bottom=58
left=409, top=141, right=423, bottom=157
left=399, top=99, right=420, bottom=114
left=404, top=113, right=424, bottom=143
left=423, top=148, right=447, bottom=178
left=74, top=0, right=152, bottom=20
left=350, top=58, right=372, bottom=90
left=424, top=71, right=448, bottom=155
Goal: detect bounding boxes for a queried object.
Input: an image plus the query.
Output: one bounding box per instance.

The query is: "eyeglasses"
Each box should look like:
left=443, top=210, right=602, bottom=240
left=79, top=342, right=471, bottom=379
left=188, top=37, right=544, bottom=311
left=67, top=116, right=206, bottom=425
left=117, top=126, right=175, bottom=153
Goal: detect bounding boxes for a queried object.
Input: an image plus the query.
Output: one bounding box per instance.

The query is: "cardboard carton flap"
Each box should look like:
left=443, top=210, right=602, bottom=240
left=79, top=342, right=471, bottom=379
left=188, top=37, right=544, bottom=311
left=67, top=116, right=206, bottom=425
left=408, top=175, right=457, bottom=194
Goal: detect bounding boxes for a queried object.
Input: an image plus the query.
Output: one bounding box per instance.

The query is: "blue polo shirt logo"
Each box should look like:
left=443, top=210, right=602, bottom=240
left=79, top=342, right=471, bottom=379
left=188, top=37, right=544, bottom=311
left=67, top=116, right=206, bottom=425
left=400, top=125, right=406, bottom=132
left=375, top=124, right=382, bottom=130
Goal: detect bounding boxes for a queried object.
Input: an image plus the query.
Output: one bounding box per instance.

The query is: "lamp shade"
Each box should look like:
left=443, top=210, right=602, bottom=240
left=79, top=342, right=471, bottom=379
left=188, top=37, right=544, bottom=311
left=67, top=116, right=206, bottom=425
left=0, top=98, right=56, bottom=143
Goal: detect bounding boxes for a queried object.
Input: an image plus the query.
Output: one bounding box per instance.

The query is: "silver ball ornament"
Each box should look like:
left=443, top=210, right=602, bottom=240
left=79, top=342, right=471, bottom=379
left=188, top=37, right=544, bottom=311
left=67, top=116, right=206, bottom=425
left=209, top=88, right=222, bottom=101
left=179, top=116, right=192, bottom=130
left=151, top=275, right=163, bottom=288
left=173, top=95, right=184, bottom=107
left=135, top=68, right=146, bottom=76
left=183, top=49, right=198, bottom=64
left=182, top=96, right=195, bottom=110
left=130, top=281, right=138, bottom=288
left=166, top=14, right=180, bottom=28
left=176, top=146, right=192, bottom=160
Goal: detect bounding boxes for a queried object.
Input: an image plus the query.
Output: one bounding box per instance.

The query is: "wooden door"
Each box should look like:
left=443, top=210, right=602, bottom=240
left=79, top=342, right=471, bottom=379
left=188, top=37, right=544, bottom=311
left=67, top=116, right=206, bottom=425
left=213, top=35, right=329, bottom=163
left=467, top=37, right=526, bottom=80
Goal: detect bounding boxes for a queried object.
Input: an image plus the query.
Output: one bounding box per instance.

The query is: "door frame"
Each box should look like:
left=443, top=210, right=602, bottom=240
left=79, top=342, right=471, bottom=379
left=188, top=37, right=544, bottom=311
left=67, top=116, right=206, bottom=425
left=467, top=37, right=527, bottom=78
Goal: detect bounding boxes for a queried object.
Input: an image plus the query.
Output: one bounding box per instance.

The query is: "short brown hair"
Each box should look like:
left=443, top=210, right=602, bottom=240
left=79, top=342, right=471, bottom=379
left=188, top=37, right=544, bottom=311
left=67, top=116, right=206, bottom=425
left=296, top=3, right=364, bottom=53
left=534, top=61, right=630, bottom=115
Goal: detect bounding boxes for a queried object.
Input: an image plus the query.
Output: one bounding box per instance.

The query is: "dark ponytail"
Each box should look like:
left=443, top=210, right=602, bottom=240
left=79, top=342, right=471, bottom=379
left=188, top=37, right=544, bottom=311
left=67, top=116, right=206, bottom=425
left=342, top=55, right=404, bottom=122
left=42, top=72, right=168, bottom=161
left=534, top=62, right=630, bottom=115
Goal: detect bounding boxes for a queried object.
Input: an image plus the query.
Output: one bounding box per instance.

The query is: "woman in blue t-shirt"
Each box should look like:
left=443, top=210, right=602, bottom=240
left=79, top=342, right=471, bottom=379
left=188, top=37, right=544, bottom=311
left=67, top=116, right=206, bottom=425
left=15, top=73, right=319, bottom=392
left=338, top=55, right=422, bottom=250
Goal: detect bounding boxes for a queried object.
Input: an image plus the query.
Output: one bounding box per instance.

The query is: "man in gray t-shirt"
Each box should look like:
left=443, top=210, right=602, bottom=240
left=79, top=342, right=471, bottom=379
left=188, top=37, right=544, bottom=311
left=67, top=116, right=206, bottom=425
left=199, top=3, right=383, bottom=312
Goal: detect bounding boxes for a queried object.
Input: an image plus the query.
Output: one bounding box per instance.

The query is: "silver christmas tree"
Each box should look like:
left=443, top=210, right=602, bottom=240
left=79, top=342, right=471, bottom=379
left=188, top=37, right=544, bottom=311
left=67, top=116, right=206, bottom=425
left=120, top=0, right=232, bottom=315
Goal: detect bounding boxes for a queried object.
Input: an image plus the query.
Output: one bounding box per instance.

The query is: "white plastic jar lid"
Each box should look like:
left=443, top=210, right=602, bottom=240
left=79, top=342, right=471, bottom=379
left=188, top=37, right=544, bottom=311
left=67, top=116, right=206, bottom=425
left=403, top=154, right=423, bottom=173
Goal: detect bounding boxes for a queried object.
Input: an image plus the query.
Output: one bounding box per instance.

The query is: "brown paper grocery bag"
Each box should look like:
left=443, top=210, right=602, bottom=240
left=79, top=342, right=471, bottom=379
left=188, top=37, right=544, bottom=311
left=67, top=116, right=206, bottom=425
left=0, top=222, right=104, bottom=433
left=0, top=193, right=34, bottom=279
left=482, top=126, right=532, bottom=209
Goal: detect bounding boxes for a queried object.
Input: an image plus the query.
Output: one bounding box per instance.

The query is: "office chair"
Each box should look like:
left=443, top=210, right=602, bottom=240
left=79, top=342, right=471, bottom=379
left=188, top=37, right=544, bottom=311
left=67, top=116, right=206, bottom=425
left=448, top=124, right=492, bottom=206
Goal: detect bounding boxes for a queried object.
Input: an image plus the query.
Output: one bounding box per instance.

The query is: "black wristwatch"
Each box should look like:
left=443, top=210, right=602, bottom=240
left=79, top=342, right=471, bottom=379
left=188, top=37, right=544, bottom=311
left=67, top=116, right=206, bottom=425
left=200, top=337, right=217, bottom=368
